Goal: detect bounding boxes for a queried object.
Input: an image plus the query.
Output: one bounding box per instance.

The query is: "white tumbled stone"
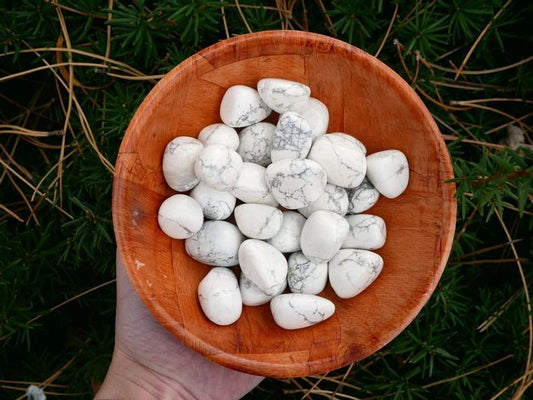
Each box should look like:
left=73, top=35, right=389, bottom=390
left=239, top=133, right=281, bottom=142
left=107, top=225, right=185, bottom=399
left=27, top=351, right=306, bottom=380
left=265, top=159, right=327, bottom=209
left=240, top=271, right=286, bottom=306
left=347, top=177, right=380, bottom=214
left=198, top=268, right=242, bottom=326
left=194, top=144, right=243, bottom=191
left=271, top=111, right=313, bottom=161
left=268, top=211, right=306, bottom=253
left=220, top=85, right=271, bottom=128
left=289, top=97, right=329, bottom=139
left=300, top=210, right=349, bottom=264
left=270, top=294, right=335, bottom=330
left=366, top=150, right=409, bottom=198
left=342, top=214, right=387, bottom=250
left=308, top=134, right=366, bottom=188
left=162, top=136, right=203, bottom=191
left=230, top=162, right=277, bottom=206
left=185, top=221, right=244, bottom=267
left=158, top=194, right=203, bottom=239
left=237, top=122, right=276, bottom=166
left=257, top=78, right=310, bottom=113
left=190, top=181, right=236, bottom=220
left=329, top=132, right=367, bottom=155
left=198, top=123, right=239, bottom=150
left=329, top=249, right=384, bottom=299
left=298, top=183, right=348, bottom=218
left=287, top=252, right=328, bottom=295
left=234, top=203, right=283, bottom=240
left=238, top=239, right=288, bottom=296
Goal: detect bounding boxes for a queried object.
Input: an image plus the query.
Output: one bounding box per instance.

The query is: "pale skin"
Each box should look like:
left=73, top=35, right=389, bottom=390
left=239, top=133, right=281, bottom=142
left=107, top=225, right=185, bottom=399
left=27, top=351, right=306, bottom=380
left=95, top=252, right=263, bottom=400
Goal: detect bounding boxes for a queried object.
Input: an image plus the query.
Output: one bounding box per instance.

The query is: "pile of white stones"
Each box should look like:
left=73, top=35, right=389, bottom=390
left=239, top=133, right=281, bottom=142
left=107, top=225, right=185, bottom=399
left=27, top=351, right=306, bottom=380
left=158, top=78, right=409, bottom=330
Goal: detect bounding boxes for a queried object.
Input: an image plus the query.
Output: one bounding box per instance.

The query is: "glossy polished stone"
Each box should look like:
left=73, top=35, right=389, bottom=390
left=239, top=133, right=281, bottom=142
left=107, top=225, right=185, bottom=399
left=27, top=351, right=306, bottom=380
left=308, top=134, right=366, bottom=188
left=271, top=111, right=313, bottom=161
left=198, top=267, right=242, bottom=325
left=366, top=150, right=409, bottom=198
left=342, top=214, right=387, bottom=250
left=240, top=271, right=286, bottom=306
left=194, top=144, right=243, bottom=191
left=237, top=122, right=276, bottom=166
left=300, top=210, right=349, bottom=264
left=220, top=85, right=271, bottom=128
left=198, top=123, right=239, bottom=150
left=234, top=203, right=283, bottom=240
left=238, top=239, right=288, bottom=296
left=257, top=78, right=310, bottom=113
left=329, top=132, right=367, bottom=155
left=347, top=177, right=380, bottom=214
left=270, top=293, right=335, bottom=330
left=185, top=221, right=244, bottom=267
left=298, top=183, right=348, bottom=218
left=265, top=159, right=327, bottom=209
left=287, top=252, right=328, bottom=295
left=289, top=97, right=329, bottom=139
left=190, top=181, right=236, bottom=221
left=157, top=194, right=203, bottom=239
left=329, top=249, right=384, bottom=299
left=268, top=211, right=306, bottom=253
left=230, top=162, right=278, bottom=206
left=162, top=136, right=203, bottom=191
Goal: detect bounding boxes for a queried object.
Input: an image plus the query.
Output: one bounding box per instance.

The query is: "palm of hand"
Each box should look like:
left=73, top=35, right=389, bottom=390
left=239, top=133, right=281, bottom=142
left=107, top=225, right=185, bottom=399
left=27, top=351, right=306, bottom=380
left=111, top=253, right=263, bottom=399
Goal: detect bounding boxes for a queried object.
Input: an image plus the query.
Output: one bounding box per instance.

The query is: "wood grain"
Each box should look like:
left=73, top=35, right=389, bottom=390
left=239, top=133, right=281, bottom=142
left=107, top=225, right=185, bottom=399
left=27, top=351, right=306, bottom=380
left=112, top=30, right=457, bottom=378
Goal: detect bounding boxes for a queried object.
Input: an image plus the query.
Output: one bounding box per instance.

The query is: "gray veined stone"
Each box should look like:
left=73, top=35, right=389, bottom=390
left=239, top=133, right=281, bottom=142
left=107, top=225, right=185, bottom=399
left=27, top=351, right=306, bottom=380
left=257, top=78, right=311, bottom=113
left=234, top=203, right=283, bottom=240
left=366, top=149, right=409, bottom=198
left=185, top=220, right=244, bottom=267
left=342, top=214, right=387, bottom=250
left=162, top=136, right=203, bottom=191
left=194, top=144, right=243, bottom=191
left=300, top=210, right=349, bottom=264
left=329, top=249, right=384, bottom=299
left=198, top=268, right=242, bottom=325
left=220, top=85, right=272, bottom=128
left=287, top=252, right=328, bottom=295
left=238, top=122, right=276, bottom=166
left=238, top=239, right=288, bottom=296
left=270, top=293, right=335, bottom=330
left=158, top=194, right=203, bottom=239
left=198, top=123, right=239, bottom=150
left=190, top=182, right=236, bottom=220
left=347, top=177, right=380, bottom=214
left=265, top=158, right=327, bottom=209
left=307, top=134, right=367, bottom=188
left=268, top=211, right=306, bottom=253
left=271, top=111, right=313, bottom=162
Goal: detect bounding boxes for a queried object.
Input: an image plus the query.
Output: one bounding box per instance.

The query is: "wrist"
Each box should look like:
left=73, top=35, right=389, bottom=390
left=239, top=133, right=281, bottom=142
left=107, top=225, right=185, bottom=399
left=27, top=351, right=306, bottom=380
left=95, top=347, right=190, bottom=400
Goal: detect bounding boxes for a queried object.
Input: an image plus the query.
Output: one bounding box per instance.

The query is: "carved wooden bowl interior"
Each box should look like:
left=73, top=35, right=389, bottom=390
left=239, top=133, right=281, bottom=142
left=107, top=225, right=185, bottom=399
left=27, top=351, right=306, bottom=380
left=112, top=30, right=456, bottom=378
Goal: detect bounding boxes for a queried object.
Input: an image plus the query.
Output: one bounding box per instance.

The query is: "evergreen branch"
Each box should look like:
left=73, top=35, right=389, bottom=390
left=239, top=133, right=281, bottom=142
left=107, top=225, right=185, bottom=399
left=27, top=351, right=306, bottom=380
left=454, top=0, right=514, bottom=79
left=423, top=353, right=513, bottom=388
left=235, top=0, right=252, bottom=33
left=0, top=157, right=74, bottom=219
left=425, top=55, right=533, bottom=75
left=493, top=207, right=532, bottom=399
left=374, top=3, right=398, bottom=58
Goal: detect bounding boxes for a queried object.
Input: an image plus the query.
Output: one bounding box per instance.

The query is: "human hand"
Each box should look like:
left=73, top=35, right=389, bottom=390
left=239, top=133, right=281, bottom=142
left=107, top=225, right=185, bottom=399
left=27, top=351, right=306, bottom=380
left=95, top=251, right=263, bottom=399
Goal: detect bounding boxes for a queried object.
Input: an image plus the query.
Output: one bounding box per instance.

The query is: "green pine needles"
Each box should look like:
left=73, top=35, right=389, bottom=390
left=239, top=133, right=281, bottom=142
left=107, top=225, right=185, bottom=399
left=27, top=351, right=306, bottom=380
left=1, top=1, right=531, bottom=399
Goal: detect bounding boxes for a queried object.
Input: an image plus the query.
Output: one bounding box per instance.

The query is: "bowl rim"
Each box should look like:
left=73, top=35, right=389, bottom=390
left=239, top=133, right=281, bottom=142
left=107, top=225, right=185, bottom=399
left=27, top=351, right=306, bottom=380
left=112, top=30, right=457, bottom=377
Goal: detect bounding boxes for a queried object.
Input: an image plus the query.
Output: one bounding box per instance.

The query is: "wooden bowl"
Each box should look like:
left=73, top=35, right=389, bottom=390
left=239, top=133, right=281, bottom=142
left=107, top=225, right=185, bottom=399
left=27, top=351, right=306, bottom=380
left=112, top=31, right=456, bottom=378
